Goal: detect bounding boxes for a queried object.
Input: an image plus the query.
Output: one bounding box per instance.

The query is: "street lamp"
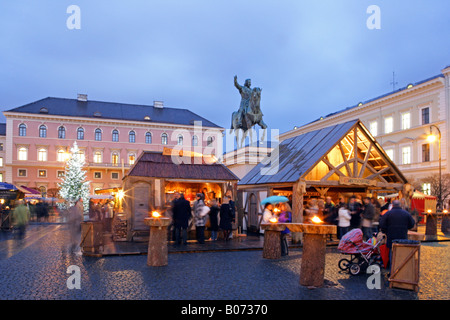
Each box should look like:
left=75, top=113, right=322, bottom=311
left=427, top=125, right=442, bottom=210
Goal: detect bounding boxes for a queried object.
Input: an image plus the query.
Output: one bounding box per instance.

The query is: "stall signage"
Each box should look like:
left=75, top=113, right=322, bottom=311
left=339, top=177, right=377, bottom=186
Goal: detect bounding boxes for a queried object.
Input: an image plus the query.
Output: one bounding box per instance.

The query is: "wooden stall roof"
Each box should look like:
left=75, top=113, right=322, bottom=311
left=126, top=151, right=239, bottom=181
left=239, top=119, right=407, bottom=187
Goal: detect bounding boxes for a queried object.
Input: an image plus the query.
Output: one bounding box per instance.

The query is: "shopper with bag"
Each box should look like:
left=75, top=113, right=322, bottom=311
left=194, top=193, right=209, bottom=244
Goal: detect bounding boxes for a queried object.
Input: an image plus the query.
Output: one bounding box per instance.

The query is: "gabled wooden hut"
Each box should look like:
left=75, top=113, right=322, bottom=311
left=122, top=148, right=239, bottom=241
left=238, top=119, right=410, bottom=240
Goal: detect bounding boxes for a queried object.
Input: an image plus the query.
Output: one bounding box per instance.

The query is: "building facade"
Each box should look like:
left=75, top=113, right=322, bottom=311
left=280, top=65, right=450, bottom=193
left=2, top=95, right=223, bottom=195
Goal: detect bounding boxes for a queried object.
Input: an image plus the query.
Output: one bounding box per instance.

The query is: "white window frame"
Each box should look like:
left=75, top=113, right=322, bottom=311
left=401, top=112, right=411, bottom=130
left=420, top=105, right=431, bottom=126
left=93, top=151, right=103, bottom=164
left=38, top=169, right=47, bottom=178
left=401, top=146, right=411, bottom=165
left=18, top=169, right=27, bottom=177
left=38, top=148, right=48, bottom=162
left=18, top=147, right=28, bottom=161
left=384, top=116, right=394, bottom=134
left=369, top=121, right=378, bottom=137
left=385, top=148, right=394, bottom=162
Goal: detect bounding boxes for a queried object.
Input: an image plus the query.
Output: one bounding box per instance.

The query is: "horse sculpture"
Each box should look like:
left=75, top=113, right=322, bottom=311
left=230, top=87, right=268, bottom=148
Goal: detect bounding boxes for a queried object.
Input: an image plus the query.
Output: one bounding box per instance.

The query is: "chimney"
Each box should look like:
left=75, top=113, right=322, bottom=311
left=154, top=100, right=164, bottom=108
left=77, top=94, right=88, bottom=102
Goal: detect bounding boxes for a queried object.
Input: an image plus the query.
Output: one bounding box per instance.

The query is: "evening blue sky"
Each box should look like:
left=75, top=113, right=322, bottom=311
left=1, top=0, right=449, bottom=135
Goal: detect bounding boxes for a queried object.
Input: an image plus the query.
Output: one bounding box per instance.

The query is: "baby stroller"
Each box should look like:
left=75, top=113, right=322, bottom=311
left=337, top=228, right=385, bottom=275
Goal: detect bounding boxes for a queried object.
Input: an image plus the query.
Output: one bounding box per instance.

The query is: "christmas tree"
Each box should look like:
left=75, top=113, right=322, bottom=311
left=58, top=142, right=90, bottom=213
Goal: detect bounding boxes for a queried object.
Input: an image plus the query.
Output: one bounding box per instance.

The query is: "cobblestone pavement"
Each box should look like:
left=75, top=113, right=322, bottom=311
left=0, top=224, right=448, bottom=300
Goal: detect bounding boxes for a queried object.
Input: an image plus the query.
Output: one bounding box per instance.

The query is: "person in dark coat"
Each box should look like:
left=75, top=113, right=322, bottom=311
left=219, top=196, right=234, bottom=241
left=208, top=199, right=219, bottom=241
left=348, top=196, right=362, bottom=230
left=172, top=194, right=192, bottom=245
left=361, top=197, right=375, bottom=241
left=379, top=199, right=415, bottom=250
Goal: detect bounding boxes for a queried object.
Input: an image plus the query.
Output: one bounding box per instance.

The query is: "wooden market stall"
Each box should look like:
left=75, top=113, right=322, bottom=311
left=238, top=119, right=410, bottom=241
left=122, top=148, right=239, bottom=241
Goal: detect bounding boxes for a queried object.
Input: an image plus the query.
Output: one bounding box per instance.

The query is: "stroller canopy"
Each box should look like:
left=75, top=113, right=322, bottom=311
left=338, top=228, right=374, bottom=254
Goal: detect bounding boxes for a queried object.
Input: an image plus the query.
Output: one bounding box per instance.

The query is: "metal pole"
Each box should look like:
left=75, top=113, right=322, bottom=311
left=431, top=125, right=442, bottom=210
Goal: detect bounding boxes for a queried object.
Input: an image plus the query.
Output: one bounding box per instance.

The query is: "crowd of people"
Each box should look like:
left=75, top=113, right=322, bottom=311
left=303, top=195, right=415, bottom=243
left=169, top=190, right=236, bottom=245
left=88, top=199, right=115, bottom=232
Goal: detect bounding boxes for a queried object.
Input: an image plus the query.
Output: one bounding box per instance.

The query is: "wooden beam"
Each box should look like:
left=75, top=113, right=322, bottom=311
left=358, top=144, right=373, bottom=178
left=366, top=166, right=391, bottom=180
left=353, top=129, right=358, bottom=177
left=339, top=141, right=353, bottom=177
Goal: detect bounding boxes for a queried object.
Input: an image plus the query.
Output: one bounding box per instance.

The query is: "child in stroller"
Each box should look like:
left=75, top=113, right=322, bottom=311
left=338, top=228, right=385, bottom=275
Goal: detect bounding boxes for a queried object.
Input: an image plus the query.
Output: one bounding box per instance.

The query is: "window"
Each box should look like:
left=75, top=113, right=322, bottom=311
left=401, top=112, right=411, bottom=130
left=0, top=157, right=3, bottom=167
left=39, top=125, right=47, bottom=138
left=57, top=149, right=67, bottom=162
left=77, top=127, right=84, bottom=140
left=385, top=149, right=394, bottom=161
left=0, top=143, right=3, bottom=151
left=422, top=183, right=431, bottom=195
left=38, top=148, right=47, bottom=161
left=75, top=150, right=85, bottom=163
left=161, top=133, right=168, bottom=145
left=112, top=129, right=119, bottom=142
left=145, top=132, right=152, bottom=144
left=95, top=128, right=102, bottom=141
left=128, top=153, right=136, bottom=165
left=18, top=147, right=28, bottom=161
left=57, top=171, right=65, bottom=178
left=369, top=121, right=378, bottom=137
left=94, top=172, right=102, bottom=179
left=129, top=131, right=136, bottom=143
left=112, top=152, right=119, bottom=166
left=177, top=134, right=183, bottom=146
left=38, top=170, right=47, bottom=178
left=207, top=136, right=213, bottom=147
left=111, top=172, right=119, bottom=180
left=39, top=186, right=46, bottom=197
left=422, top=144, right=430, bottom=162
left=384, top=117, right=393, bottom=134
left=58, top=126, right=66, bottom=139
left=422, top=107, right=430, bottom=125
left=19, top=124, right=27, bottom=136
left=93, top=151, right=102, bottom=163
left=0, top=173, right=3, bottom=182
left=18, top=169, right=27, bottom=177
left=402, top=146, right=411, bottom=165
left=192, top=135, right=198, bottom=146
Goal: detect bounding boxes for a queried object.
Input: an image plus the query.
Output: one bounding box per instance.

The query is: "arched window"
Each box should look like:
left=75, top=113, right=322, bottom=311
left=177, top=134, right=183, bottom=146
left=112, top=129, right=119, bottom=142
left=129, top=131, right=136, bottom=143
left=128, top=153, right=136, bottom=165
left=57, top=149, right=67, bottom=162
left=207, top=136, right=213, bottom=146
left=38, top=148, right=47, bottom=161
left=77, top=127, right=84, bottom=140
left=39, top=125, right=47, bottom=138
left=18, top=147, right=28, bottom=161
left=145, top=132, right=152, bottom=144
left=161, top=133, right=168, bottom=145
left=19, top=124, right=26, bottom=136
left=192, top=135, right=198, bottom=147
left=112, top=152, right=119, bottom=166
left=93, top=151, right=102, bottom=163
left=58, top=126, right=66, bottom=139
left=75, top=150, right=85, bottom=163
left=95, top=128, right=102, bottom=141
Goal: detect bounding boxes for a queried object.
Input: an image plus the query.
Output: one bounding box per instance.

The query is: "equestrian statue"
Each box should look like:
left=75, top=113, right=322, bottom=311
left=230, top=75, right=268, bottom=148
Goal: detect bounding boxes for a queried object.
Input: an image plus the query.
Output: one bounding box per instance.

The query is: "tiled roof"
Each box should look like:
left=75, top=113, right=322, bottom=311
left=127, top=151, right=239, bottom=181
left=5, top=97, right=221, bottom=128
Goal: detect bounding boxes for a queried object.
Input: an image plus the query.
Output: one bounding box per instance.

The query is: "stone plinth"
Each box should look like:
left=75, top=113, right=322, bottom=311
left=144, top=217, right=171, bottom=267
left=260, top=223, right=287, bottom=259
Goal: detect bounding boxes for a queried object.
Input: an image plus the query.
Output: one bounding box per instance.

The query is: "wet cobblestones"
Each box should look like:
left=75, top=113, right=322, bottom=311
left=0, top=224, right=448, bottom=300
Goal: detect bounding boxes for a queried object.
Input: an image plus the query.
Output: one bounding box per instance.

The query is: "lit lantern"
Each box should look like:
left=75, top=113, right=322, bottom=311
left=311, top=216, right=323, bottom=224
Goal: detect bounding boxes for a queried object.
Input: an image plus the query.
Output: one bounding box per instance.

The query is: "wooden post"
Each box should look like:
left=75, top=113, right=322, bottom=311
left=300, top=233, right=327, bottom=287
left=263, top=230, right=282, bottom=259
left=292, top=181, right=305, bottom=244
left=145, top=218, right=171, bottom=267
